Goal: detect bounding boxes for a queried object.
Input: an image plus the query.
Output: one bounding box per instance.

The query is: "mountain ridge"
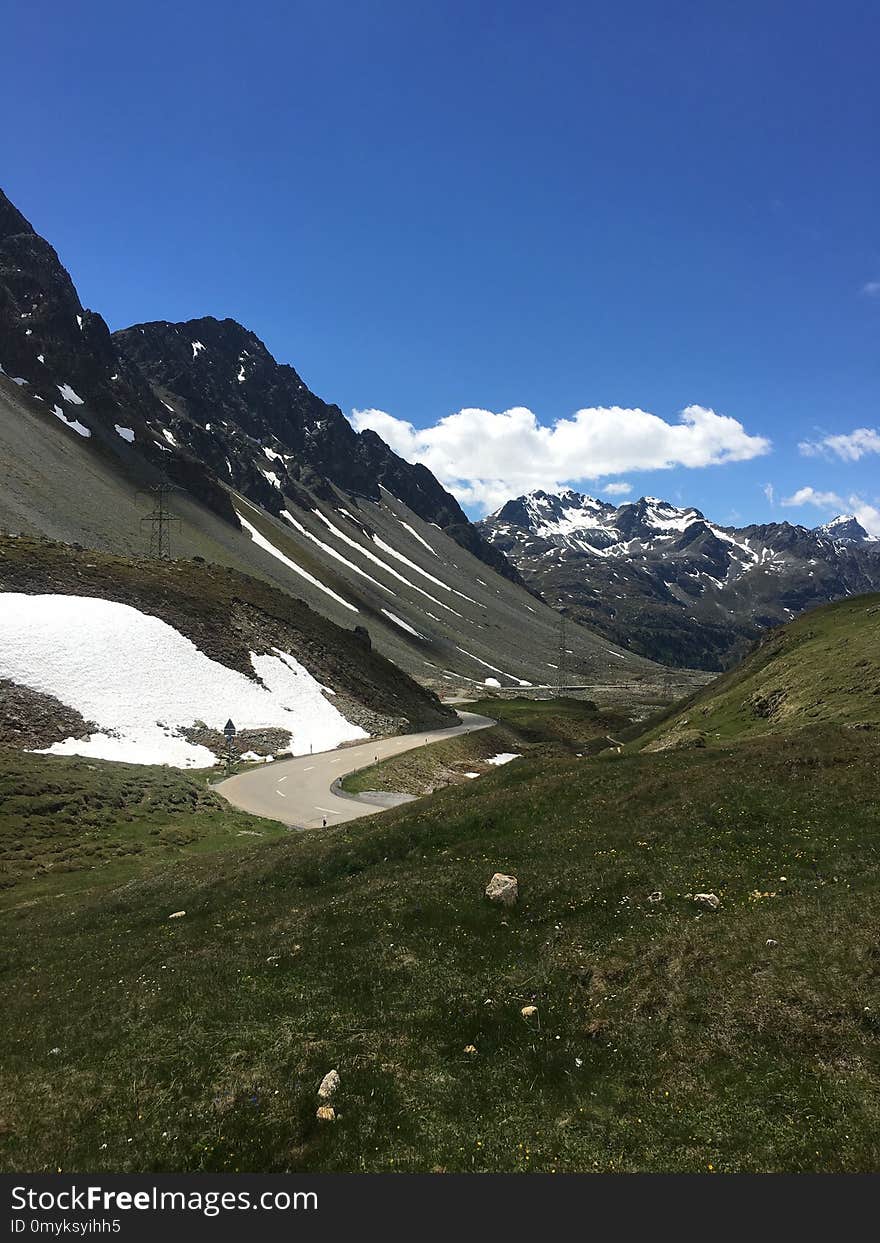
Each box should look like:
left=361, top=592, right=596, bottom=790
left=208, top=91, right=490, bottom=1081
left=1, top=186, right=516, bottom=584
left=478, top=487, right=880, bottom=669
left=112, top=314, right=519, bottom=584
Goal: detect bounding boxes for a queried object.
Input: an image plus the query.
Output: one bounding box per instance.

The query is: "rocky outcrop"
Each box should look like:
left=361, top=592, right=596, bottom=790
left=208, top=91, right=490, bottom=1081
left=0, top=680, right=94, bottom=750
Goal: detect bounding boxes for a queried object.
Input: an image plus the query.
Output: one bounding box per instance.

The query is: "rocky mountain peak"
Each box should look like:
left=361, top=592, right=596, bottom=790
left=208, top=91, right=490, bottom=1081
left=818, top=515, right=874, bottom=544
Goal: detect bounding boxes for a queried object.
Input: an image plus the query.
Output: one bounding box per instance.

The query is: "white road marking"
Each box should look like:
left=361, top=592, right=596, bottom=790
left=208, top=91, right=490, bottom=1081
left=315, top=806, right=342, bottom=815
left=278, top=776, right=288, bottom=783
left=276, top=790, right=287, bottom=798
left=303, top=766, right=314, bottom=771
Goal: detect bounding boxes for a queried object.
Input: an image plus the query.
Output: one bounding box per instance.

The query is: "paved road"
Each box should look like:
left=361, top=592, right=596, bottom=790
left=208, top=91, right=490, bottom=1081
left=216, top=710, right=495, bottom=830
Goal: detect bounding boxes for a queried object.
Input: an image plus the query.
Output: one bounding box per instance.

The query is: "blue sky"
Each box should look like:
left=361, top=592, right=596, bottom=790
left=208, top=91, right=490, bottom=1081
left=4, top=0, right=879, bottom=526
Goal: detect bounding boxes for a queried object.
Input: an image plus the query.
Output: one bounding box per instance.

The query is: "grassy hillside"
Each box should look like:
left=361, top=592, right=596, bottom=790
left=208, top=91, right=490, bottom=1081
left=0, top=750, right=286, bottom=911
left=637, top=594, right=880, bottom=750
left=342, top=697, right=630, bottom=795
left=2, top=718, right=879, bottom=1173
left=0, top=533, right=453, bottom=737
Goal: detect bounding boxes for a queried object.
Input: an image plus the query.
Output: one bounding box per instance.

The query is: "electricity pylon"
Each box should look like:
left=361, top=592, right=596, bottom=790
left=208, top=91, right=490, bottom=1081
left=138, top=484, right=180, bottom=559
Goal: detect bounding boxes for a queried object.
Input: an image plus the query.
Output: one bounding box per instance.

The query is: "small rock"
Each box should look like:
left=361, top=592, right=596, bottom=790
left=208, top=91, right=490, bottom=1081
left=766, top=938, right=778, bottom=947
left=521, top=1005, right=538, bottom=1018
left=317, top=1069, right=340, bottom=1100
left=694, top=892, right=721, bottom=910
left=485, top=873, right=518, bottom=906
left=316, top=1106, right=336, bottom=1122
left=464, top=1044, right=477, bottom=1055
left=168, top=910, right=186, bottom=920
left=647, top=891, right=663, bottom=903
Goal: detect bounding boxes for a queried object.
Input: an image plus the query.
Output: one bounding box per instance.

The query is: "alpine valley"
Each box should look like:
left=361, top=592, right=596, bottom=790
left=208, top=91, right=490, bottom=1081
left=3, top=184, right=880, bottom=1177
left=6, top=1, right=880, bottom=1181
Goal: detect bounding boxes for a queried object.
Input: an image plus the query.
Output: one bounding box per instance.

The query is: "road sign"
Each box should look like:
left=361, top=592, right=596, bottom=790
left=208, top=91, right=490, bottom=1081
left=223, top=719, right=237, bottom=740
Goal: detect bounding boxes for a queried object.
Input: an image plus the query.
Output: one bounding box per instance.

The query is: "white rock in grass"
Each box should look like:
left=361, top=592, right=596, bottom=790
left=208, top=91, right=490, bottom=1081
left=521, top=1005, right=538, bottom=1019
left=485, top=873, right=518, bottom=906
left=317, top=1069, right=340, bottom=1100
left=168, top=910, right=186, bottom=919
left=694, top=893, right=720, bottom=910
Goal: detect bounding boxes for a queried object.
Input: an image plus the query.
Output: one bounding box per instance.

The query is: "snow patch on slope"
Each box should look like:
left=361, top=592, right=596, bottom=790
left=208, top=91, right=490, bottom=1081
left=0, top=594, right=367, bottom=768
left=380, top=609, right=425, bottom=638
left=396, top=518, right=439, bottom=556
left=282, top=509, right=393, bottom=596
left=235, top=508, right=358, bottom=613
left=52, top=405, right=90, bottom=438
left=313, top=510, right=463, bottom=617
left=57, top=383, right=84, bottom=405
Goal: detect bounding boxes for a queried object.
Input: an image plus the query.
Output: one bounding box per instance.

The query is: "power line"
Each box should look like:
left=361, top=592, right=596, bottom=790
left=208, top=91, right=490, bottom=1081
left=556, top=612, right=568, bottom=695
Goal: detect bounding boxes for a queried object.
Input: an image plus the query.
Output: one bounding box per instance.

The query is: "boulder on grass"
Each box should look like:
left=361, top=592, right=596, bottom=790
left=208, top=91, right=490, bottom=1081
left=485, top=873, right=518, bottom=907
left=318, top=1069, right=340, bottom=1100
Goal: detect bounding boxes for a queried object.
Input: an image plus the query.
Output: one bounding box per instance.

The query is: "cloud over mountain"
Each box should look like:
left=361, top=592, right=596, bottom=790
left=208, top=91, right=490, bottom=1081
left=350, top=404, right=771, bottom=513
left=782, top=486, right=880, bottom=536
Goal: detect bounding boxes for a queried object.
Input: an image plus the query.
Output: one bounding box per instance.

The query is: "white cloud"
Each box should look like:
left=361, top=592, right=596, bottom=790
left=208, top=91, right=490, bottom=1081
left=603, top=481, right=633, bottom=496
left=781, top=486, right=880, bottom=535
left=763, top=482, right=775, bottom=504
left=782, top=486, right=845, bottom=509
left=799, top=427, right=880, bottom=462
left=350, top=403, right=771, bottom=514
left=856, top=503, right=880, bottom=535
left=862, top=281, right=880, bottom=297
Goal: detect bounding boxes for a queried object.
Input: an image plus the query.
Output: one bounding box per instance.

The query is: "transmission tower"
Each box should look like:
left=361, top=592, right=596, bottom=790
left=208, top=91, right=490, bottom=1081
left=556, top=612, right=568, bottom=695
left=138, top=484, right=180, bottom=559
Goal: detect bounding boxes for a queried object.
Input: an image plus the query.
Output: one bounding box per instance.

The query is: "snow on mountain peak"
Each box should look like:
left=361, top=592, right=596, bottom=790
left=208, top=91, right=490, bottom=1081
left=818, top=515, right=874, bottom=543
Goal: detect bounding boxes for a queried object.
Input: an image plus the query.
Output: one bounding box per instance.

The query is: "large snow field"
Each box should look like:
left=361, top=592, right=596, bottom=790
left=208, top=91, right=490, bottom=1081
left=0, top=594, right=367, bottom=767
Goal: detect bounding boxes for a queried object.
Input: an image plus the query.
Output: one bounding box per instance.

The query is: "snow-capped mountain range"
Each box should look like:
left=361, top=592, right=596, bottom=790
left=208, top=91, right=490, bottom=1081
left=478, top=489, right=880, bottom=669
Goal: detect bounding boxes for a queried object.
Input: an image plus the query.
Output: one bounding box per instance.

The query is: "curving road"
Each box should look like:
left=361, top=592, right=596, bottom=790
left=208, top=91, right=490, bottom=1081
left=215, top=710, right=495, bottom=830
